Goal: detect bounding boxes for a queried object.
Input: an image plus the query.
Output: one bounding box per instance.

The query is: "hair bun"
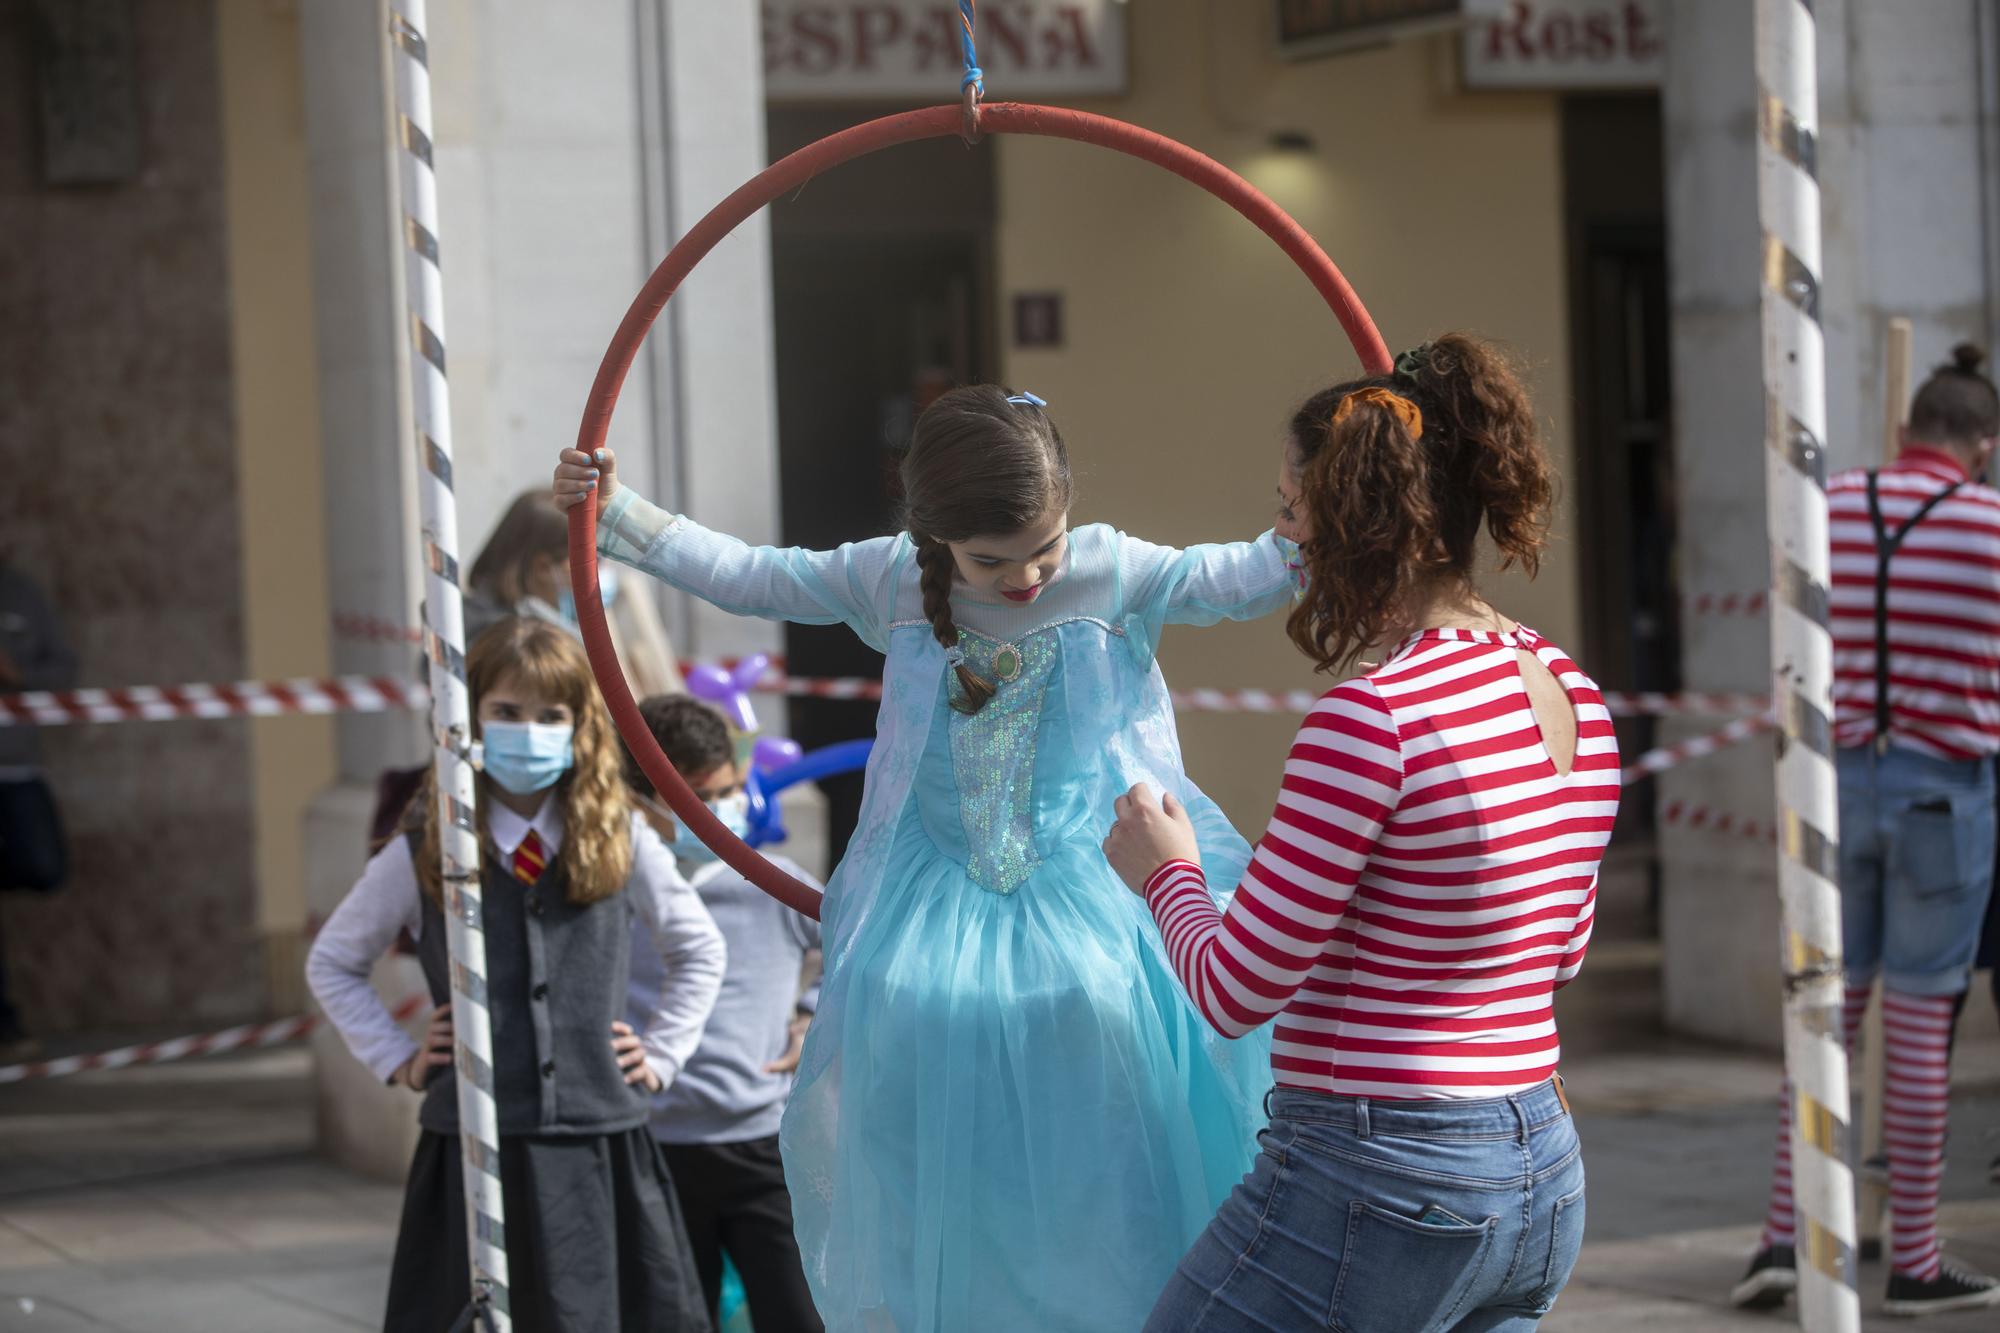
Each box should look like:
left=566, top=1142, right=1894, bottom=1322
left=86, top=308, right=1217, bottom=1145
left=1949, top=342, right=1986, bottom=376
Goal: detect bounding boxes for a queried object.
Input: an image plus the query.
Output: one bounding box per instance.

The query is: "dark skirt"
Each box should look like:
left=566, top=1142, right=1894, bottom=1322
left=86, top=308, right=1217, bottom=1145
left=385, top=1127, right=712, bottom=1333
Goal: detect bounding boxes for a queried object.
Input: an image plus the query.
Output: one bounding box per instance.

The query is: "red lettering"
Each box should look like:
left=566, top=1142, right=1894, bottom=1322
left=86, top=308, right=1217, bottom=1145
left=911, top=8, right=958, bottom=70
left=851, top=5, right=904, bottom=69
left=1044, top=8, right=1100, bottom=69
left=789, top=9, right=841, bottom=74
left=1581, top=12, right=1614, bottom=59
left=1626, top=0, right=1661, bottom=61
left=985, top=6, right=1032, bottom=68
left=1484, top=1, right=1535, bottom=59
left=1541, top=13, right=1576, bottom=60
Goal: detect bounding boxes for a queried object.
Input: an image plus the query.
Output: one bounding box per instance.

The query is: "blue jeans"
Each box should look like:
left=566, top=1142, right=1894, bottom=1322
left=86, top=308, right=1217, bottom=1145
left=1145, top=1081, right=1585, bottom=1333
left=1837, top=746, right=1997, bottom=996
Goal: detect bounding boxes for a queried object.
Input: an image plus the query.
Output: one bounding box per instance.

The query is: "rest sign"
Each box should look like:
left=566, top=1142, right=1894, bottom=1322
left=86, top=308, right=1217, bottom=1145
left=1461, top=0, right=1664, bottom=90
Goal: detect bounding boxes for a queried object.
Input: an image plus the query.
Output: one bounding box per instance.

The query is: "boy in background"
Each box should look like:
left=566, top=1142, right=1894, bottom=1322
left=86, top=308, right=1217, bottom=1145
left=623, top=695, right=825, bottom=1332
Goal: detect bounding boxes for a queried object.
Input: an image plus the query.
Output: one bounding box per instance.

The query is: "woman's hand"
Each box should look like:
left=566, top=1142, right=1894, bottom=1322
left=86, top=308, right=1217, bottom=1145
left=764, top=1010, right=812, bottom=1075
left=555, top=447, right=618, bottom=512
left=612, top=1020, right=663, bottom=1093
left=395, top=1002, right=453, bottom=1092
left=1103, top=783, right=1201, bottom=896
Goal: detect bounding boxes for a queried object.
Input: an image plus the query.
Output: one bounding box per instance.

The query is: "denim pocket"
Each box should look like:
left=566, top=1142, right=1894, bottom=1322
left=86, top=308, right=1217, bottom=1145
left=1328, top=1199, right=1496, bottom=1332
left=1893, top=794, right=1984, bottom=900
left=1532, top=1183, right=1588, bottom=1312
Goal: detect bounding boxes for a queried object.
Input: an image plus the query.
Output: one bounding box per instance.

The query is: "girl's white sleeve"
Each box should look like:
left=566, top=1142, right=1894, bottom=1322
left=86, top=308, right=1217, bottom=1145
left=597, top=489, right=903, bottom=651
left=304, top=840, right=425, bottom=1083
left=628, top=818, right=727, bottom=1090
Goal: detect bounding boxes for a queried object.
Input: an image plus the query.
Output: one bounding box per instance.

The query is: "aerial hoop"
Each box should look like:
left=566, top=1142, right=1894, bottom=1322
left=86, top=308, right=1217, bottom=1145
left=569, top=102, right=1391, bottom=921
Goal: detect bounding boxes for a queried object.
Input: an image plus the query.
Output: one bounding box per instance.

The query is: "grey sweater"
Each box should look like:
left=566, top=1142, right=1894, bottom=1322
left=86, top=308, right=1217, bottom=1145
left=630, top=852, right=823, bottom=1144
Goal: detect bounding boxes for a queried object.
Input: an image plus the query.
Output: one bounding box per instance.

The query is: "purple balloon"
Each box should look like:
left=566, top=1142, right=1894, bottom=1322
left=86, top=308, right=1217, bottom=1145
left=686, top=654, right=768, bottom=733
left=754, top=736, right=803, bottom=771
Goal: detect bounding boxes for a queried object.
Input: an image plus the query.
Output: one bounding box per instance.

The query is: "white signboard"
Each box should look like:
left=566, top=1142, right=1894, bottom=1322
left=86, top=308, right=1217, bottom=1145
left=763, top=2, right=1128, bottom=101
left=1462, top=0, right=1664, bottom=89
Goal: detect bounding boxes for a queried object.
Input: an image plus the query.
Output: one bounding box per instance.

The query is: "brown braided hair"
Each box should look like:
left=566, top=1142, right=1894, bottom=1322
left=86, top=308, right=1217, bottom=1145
left=1285, top=333, right=1553, bottom=672
left=902, top=385, right=1073, bottom=713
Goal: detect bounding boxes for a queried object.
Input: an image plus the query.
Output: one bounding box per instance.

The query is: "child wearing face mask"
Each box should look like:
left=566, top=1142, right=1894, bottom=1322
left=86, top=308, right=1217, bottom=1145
left=307, top=617, right=726, bottom=1333
left=621, top=694, right=826, bottom=1333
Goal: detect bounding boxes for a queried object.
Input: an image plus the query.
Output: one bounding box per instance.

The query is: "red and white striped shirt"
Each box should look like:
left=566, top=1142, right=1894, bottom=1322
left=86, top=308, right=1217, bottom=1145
left=1145, top=627, right=1620, bottom=1099
left=1828, top=447, right=2000, bottom=761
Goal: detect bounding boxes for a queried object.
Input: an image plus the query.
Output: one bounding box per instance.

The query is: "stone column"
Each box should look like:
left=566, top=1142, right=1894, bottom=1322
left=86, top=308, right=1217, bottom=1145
left=1659, top=0, right=2000, bottom=1047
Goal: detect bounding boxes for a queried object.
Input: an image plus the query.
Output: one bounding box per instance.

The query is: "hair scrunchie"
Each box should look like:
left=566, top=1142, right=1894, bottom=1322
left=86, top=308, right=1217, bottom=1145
left=1331, top=385, right=1424, bottom=439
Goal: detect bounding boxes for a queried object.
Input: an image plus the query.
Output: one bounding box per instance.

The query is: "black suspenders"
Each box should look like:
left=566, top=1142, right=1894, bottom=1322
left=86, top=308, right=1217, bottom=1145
left=1865, top=470, right=1964, bottom=753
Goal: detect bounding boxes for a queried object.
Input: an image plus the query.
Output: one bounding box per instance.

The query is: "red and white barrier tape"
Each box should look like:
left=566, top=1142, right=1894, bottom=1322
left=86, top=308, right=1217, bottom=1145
left=1660, top=798, right=1778, bottom=844
left=0, top=993, right=428, bottom=1085
left=3, top=672, right=1775, bottom=728
left=1601, top=691, right=1767, bottom=718
left=1684, top=590, right=1769, bottom=617
left=0, top=676, right=427, bottom=727
left=1620, top=712, right=1775, bottom=786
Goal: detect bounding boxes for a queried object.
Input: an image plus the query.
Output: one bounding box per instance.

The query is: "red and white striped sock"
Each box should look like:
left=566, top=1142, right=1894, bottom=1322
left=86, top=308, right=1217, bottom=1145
left=1759, top=981, right=1872, bottom=1250
left=1883, top=989, right=1955, bottom=1281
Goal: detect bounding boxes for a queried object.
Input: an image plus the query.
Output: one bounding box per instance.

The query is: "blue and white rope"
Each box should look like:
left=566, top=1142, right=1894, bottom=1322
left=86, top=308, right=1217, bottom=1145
left=390, top=3, right=510, bottom=1328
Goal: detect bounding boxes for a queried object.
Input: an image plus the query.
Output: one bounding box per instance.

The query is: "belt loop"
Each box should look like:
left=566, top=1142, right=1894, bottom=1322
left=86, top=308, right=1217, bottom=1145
left=1511, top=1094, right=1530, bottom=1145
left=1355, top=1097, right=1371, bottom=1140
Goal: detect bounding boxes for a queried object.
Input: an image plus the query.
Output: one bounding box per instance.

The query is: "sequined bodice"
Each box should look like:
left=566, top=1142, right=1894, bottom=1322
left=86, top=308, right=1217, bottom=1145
left=914, top=628, right=1067, bottom=895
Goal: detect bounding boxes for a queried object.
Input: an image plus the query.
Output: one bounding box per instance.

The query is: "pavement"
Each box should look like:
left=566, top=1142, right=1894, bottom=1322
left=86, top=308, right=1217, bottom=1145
left=1, top=935, right=1996, bottom=1330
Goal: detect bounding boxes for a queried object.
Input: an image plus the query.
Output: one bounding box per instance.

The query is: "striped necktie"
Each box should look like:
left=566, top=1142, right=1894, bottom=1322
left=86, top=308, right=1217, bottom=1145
left=511, top=829, right=548, bottom=885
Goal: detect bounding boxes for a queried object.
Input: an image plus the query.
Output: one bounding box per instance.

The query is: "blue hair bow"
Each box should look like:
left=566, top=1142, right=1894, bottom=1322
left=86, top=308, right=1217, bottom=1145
left=1006, top=391, right=1047, bottom=408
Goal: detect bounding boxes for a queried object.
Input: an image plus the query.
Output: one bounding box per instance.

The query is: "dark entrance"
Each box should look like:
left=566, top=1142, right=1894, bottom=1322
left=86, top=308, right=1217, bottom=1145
left=765, top=107, right=996, bottom=861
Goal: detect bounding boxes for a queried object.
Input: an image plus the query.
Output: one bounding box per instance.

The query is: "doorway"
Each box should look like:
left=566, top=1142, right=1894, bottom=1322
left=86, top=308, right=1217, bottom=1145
left=765, top=107, right=996, bottom=860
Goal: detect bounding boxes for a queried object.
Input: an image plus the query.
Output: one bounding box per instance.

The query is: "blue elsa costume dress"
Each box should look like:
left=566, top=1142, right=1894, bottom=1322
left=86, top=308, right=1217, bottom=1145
left=597, top=490, right=1288, bottom=1331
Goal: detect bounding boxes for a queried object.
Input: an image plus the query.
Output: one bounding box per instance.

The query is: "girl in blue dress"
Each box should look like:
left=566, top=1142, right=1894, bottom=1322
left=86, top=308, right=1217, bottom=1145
left=555, top=387, right=1290, bottom=1331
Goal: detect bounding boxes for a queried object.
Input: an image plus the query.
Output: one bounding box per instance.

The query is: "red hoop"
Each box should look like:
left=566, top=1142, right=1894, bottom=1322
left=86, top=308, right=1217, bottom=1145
left=570, top=102, right=1390, bottom=921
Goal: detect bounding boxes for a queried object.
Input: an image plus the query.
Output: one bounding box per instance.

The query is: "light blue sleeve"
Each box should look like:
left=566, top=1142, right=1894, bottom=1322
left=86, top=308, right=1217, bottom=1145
left=1113, top=529, right=1293, bottom=661
left=598, top=489, right=905, bottom=653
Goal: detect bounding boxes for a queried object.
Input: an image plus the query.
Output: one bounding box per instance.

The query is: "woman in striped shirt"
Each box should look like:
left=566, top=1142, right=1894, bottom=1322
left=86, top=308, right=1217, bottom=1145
left=1105, top=334, right=1620, bottom=1332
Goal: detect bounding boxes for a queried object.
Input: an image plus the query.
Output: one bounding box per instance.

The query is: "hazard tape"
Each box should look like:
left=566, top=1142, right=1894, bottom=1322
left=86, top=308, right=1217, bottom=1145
left=0, top=993, right=428, bottom=1085
left=1620, top=712, right=1775, bottom=786
left=2, top=672, right=1775, bottom=728
left=1684, top=590, right=1769, bottom=617
left=0, top=676, right=426, bottom=727
left=1660, top=798, right=1778, bottom=844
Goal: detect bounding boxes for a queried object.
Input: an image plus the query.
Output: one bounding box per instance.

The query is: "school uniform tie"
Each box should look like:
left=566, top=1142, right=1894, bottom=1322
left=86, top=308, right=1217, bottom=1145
left=512, top=829, right=548, bottom=885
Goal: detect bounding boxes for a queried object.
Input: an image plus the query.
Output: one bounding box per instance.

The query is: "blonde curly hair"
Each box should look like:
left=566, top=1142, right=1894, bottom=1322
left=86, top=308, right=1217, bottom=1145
left=410, top=617, right=632, bottom=906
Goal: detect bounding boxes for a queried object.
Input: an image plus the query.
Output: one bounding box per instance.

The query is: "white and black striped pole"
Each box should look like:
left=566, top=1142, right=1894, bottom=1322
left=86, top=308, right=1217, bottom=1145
left=1755, top=1, right=1859, bottom=1328
left=388, top=3, right=510, bottom=1329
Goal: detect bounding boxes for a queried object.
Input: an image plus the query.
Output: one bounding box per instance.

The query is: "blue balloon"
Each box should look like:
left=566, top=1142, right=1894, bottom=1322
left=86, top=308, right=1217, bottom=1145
left=742, top=739, right=875, bottom=848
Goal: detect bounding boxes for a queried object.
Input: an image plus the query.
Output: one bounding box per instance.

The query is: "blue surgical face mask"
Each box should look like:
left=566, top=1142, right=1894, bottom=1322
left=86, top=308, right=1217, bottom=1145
left=478, top=720, right=575, bottom=795
left=549, top=566, right=618, bottom=626
left=672, top=791, right=750, bottom=869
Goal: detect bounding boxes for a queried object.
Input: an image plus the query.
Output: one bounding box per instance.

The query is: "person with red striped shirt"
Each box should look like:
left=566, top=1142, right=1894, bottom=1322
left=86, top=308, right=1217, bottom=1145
left=1104, top=335, right=1618, bottom=1331
left=1734, top=345, right=2000, bottom=1317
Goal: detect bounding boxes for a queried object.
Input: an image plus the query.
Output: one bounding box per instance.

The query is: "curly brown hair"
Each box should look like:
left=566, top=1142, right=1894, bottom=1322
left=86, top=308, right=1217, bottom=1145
left=902, top=385, right=1073, bottom=714
left=1285, top=333, right=1553, bottom=671
left=408, top=617, right=633, bottom=906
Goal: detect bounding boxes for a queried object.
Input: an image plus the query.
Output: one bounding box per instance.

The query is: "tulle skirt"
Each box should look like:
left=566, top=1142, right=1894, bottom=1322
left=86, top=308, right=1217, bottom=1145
left=781, top=835, right=1273, bottom=1332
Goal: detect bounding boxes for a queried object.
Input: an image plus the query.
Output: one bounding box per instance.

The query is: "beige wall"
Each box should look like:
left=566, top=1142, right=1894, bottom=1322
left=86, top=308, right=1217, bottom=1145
left=996, top=10, right=1576, bottom=830
left=217, top=0, right=335, bottom=1005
